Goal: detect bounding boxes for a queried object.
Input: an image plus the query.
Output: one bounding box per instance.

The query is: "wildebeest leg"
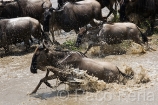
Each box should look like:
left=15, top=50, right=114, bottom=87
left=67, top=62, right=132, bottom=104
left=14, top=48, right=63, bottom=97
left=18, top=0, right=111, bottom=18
left=24, top=39, right=30, bottom=52
left=149, top=16, right=155, bottom=36
left=130, top=35, right=147, bottom=53
left=42, top=32, right=54, bottom=45
left=75, top=29, right=81, bottom=47
left=119, top=1, right=127, bottom=22
left=4, top=44, right=9, bottom=54
left=30, top=75, right=57, bottom=94
left=30, top=37, right=34, bottom=44
left=84, top=44, right=93, bottom=54
left=50, top=28, right=60, bottom=45
left=30, top=69, right=57, bottom=94
left=106, top=7, right=114, bottom=19
left=106, top=0, right=118, bottom=21
left=145, top=15, right=155, bottom=36
left=89, top=20, right=98, bottom=27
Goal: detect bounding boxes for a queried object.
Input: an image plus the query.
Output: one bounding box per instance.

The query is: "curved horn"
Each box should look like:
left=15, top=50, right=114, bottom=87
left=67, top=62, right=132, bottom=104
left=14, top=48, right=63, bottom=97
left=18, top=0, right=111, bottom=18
left=49, top=7, right=56, bottom=12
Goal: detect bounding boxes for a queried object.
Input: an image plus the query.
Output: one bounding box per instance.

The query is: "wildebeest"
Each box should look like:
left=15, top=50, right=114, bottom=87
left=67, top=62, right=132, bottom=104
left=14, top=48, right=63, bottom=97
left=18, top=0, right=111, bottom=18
left=43, top=0, right=106, bottom=45
left=30, top=41, right=133, bottom=93
left=81, top=22, right=148, bottom=54
left=0, top=0, right=52, bottom=24
left=59, top=51, right=134, bottom=83
left=0, top=17, right=45, bottom=53
left=57, top=0, right=121, bottom=20
left=119, top=0, right=158, bottom=36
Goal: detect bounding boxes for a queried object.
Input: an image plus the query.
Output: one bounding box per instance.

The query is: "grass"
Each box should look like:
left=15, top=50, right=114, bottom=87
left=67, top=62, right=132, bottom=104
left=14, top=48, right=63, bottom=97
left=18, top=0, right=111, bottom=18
left=61, top=39, right=81, bottom=51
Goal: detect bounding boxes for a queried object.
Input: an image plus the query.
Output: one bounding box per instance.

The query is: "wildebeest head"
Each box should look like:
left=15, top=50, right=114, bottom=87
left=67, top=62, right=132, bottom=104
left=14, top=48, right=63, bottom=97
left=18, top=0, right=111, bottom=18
left=43, top=7, right=63, bottom=32
left=30, top=40, right=69, bottom=73
left=79, top=26, right=102, bottom=45
left=30, top=40, right=52, bottom=73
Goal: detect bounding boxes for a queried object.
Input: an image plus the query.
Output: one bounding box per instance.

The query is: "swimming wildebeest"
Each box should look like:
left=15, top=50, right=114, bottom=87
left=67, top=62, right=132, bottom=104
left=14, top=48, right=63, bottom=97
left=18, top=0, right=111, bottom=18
left=30, top=41, right=134, bottom=94
left=119, top=0, right=158, bottom=36
left=43, top=0, right=106, bottom=45
left=0, top=0, right=52, bottom=24
left=59, top=51, right=134, bottom=83
left=82, top=22, right=148, bottom=54
left=0, top=17, right=45, bottom=53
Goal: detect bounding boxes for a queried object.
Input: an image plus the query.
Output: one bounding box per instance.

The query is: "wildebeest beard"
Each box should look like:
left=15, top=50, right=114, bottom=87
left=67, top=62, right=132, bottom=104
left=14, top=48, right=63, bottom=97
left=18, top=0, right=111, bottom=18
left=30, top=54, right=38, bottom=73
left=43, top=15, right=50, bottom=32
left=43, top=8, right=53, bottom=32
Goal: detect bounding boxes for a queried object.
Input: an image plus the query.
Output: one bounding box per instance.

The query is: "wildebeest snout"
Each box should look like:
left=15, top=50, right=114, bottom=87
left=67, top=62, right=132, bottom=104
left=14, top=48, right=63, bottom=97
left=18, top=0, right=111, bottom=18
left=30, top=64, right=37, bottom=74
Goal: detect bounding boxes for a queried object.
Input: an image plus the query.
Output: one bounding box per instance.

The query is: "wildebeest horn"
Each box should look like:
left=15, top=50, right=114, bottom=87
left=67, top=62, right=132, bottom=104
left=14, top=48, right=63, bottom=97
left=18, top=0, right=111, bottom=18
left=49, top=7, right=56, bottom=12
left=55, top=8, right=64, bottom=12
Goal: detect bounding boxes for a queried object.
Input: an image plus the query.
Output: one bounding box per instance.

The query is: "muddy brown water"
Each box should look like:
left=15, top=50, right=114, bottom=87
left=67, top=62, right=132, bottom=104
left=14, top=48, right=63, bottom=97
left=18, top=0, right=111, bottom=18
left=0, top=33, right=158, bottom=105
left=1, top=1, right=158, bottom=104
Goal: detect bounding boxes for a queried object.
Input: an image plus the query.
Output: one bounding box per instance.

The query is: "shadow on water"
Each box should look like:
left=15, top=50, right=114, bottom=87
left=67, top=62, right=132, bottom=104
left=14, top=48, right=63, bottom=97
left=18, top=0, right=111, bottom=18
left=31, top=90, right=85, bottom=100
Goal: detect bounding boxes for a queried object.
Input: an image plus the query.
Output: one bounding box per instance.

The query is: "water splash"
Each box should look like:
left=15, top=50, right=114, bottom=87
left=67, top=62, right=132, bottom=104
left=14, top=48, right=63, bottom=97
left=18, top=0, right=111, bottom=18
left=86, top=41, right=147, bottom=56
left=67, top=68, right=107, bottom=92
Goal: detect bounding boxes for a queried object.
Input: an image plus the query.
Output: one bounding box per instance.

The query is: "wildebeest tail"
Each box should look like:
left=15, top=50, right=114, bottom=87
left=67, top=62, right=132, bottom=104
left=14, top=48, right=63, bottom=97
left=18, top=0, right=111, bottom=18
left=136, top=25, right=148, bottom=43
left=117, top=67, right=134, bottom=80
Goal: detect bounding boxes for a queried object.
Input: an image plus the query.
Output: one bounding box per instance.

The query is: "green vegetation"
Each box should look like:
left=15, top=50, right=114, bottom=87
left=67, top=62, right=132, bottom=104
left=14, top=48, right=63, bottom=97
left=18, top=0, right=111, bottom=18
left=61, top=39, right=81, bottom=51
left=111, top=14, right=120, bottom=22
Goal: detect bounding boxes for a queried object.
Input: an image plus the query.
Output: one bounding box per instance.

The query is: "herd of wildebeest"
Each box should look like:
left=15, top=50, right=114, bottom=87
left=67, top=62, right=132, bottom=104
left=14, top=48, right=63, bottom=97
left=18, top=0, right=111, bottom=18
left=0, top=0, right=158, bottom=94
